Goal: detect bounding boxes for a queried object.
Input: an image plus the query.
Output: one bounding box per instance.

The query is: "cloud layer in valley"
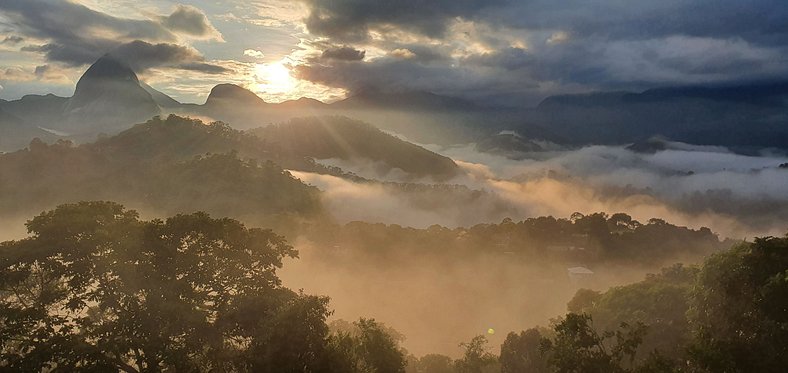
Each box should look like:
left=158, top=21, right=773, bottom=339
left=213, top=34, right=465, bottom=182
left=293, top=143, right=788, bottom=238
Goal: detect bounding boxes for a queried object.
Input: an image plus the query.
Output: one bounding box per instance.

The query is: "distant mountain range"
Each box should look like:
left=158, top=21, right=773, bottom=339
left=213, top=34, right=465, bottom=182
left=2, top=54, right=787, bottom=153
left=527, top=83, right=788, bottom=152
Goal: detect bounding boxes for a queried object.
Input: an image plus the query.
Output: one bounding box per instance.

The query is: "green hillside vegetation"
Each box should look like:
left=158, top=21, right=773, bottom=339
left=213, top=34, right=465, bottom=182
left=0, top=119, right=323, bottom=225
left=2, top=202, right=784, bottom=372
left=251, top=116, right=460, bottom=180
left=304, top=213, right=725, bottom=266
left=0, top=202, right=406, bottom=372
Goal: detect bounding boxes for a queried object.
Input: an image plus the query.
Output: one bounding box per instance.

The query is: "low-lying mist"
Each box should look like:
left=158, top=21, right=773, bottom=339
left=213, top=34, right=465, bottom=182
left=296, top=141, right=788, bottom=238
left=280, top=139, right=786, bottom=357
left=280, top=237, right=664, bottom=357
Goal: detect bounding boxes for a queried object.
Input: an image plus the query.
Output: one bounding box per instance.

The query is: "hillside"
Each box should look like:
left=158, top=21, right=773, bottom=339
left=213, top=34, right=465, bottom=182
left=0, top=116, right=323, bottom=226
left=524, top=82, right=788, bottom=150
left=251, top=116, right=460, bottom=180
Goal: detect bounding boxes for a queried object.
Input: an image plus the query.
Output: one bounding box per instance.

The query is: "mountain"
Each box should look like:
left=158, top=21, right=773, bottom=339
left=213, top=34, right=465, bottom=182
left=0, top=54, right=163, bottom=150
left=276, top=97, right=329, bottom=110
left=0, top=94, right=67, bottom=126
left=204, top=83, right=269, bottom=107
left=522, top=81, right=788, bottom=150
left=141, top=82, right=181, bottom=108
left=0, top=115, right=323, bottom=227
left=251, top=116, right=460, bottom=180
left=62, top=54, right=160, bottom=134
left=0, top=106, right=56, bottom=151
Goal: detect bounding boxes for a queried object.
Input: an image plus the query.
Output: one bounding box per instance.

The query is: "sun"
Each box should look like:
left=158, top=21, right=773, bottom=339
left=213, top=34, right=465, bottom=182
left=254, top=62, right=295, bottom=94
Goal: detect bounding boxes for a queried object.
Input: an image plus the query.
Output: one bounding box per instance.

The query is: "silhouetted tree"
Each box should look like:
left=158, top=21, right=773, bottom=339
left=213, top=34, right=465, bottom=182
left=0, top=202, right=335, bottom=372
left=540, top=314, right=647, bottom=373
left=500, top=329, right=548, bottom=373
left=455, top=335, right=499, bottom=373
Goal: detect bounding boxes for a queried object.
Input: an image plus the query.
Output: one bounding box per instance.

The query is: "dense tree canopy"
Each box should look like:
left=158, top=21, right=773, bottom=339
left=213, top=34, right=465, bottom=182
left=0, top=202, right=414, bottom=372
left=0, top=117, right=324, bottom=227
left=567, top=264, right=699, bottom=362
left=689, top=236, right=788, bottom=373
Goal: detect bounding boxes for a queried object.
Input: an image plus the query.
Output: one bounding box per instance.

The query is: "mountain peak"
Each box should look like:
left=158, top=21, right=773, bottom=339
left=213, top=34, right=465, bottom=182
left=77, top=54, right=138, bottom=85
left=205, top=84, right=266, bottom=106
left=63, top=54, right=159, bottom=132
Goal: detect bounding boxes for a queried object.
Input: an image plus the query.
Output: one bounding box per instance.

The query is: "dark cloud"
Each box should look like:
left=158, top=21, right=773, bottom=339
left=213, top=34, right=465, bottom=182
left=301, top=0, right=506, bottom=41
left=296, top=0, right=788, bottom=106
left=321, top=46, right=366, bottom=61
left=294, top=56, right=539, bottom=102
left=0, top=0, right=223, bottom=71
left=109, top=40, right=219, bottom=72
left=33, top=65, right=50, bottom=77
left=177, top=62, right=231, bottom=74
left=494, top=0, right=788, bottom=48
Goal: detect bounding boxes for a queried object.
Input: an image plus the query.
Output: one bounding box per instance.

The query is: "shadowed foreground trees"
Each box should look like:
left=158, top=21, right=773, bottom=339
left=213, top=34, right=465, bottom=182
left=0, top=202, right=404, bottom=372
left=689, top=236, right=788, bottom=372
left=1, top=201, right=786, bottom=372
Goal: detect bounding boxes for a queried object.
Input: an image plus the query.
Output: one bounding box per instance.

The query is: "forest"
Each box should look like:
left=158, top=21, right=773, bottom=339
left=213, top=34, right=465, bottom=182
left=1, top=202, right=785, bottom=372
left=2, top=1, right=788, bottom=370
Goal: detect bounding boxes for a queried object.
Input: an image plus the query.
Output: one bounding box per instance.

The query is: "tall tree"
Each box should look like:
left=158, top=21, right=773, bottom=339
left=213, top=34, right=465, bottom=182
left=688, top=236, right=788, bottom=372
left=500, top=328, right=549, bottom=373
left=540, top=314, right=646, bottom=373
left=0, top=201, right=334, bottom=372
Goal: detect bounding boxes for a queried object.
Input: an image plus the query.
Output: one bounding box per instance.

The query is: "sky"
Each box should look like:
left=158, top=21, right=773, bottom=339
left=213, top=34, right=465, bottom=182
left=1, top=0, right=787, bottom=106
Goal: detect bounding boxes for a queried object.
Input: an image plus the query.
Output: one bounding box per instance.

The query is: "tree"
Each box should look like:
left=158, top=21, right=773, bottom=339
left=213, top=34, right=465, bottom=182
left=688, top=236, right=788, bottom=372
left=500, top=329, right=548, bottom=373
left=0, top=201, right=335, bottom=372
left=322, top=318, right=407, bottom=373
left=567, top=264, right=698, bottom=362
left=355, top=318, right=407, bottom=373
left=407, top=354, right=454, bottom=373
left=540, top=314, right=647, bottom=373
left=455, top=335, right=499, bottom=373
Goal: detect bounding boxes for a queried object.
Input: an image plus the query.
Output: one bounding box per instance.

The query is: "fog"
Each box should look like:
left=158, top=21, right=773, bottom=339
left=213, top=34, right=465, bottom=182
left=294, top=141, right=788, bottom=238
left=276, top=140, right=788, bottom=358
left=280, top=237, right=658, bottom=357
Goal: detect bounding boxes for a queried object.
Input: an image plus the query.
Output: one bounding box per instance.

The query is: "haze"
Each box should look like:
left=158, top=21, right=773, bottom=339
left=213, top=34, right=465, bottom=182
left=1, top=1, right=787, bottom=372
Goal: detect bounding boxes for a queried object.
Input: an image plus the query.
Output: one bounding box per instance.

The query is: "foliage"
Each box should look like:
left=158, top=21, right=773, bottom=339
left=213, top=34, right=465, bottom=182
left=688, top=236, right=788, bottom=372
left=0, top=116, right=324, bottom=224
left=500, top=329, right=549, bottom=373
left=252, top=116, right=459, bottom=180
left=325, top=318, right=407, bottom=373
left=306, top=213, right=723, bottom=266
left=567, top=264, right=699, bottom=362
left=540, top=314, right=647, bottom=373
left=454, top=336, right=499, bottom=373
left=406, top=354, right=454, bottom=373
left=0, top=201, right=336, bottom=372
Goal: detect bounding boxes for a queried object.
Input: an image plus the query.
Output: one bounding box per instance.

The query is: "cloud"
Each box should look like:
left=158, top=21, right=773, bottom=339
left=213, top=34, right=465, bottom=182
left=292, top=141, right=788, bottom=238
left=321, top=46, right=366, bottom=61
left=292, top=0, right=788, bottom=106
left=109, top=40, right=227, bottom=73
left=0, top=64, right=71, bottom=84
left=243, top=49, right=265, bottom=58
left=301, top=0, right=506, bottom=42
left=0, top=0, right=223, bottom=72
left=33, top=64, right=71, bottom=83
left=159, top=4, right=223, bottom=41
left=0, top=67, right=32, bottom=82
left=1, top=35, right=24, bottom=45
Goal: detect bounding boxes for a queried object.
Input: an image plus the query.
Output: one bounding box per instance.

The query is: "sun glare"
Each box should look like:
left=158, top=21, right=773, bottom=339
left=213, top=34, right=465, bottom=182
left=255, top=62, right=295, bottom=94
